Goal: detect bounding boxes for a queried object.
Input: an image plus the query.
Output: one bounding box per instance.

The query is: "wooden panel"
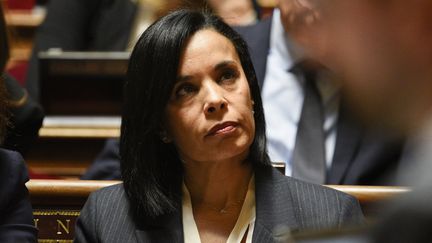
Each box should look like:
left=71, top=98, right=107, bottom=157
left=39, top=51, right=128, bottom=116
left=26, top=138, right=107, bottom=178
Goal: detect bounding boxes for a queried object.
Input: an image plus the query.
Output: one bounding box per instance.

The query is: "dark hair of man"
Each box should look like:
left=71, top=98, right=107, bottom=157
left=121, top=9, right=270, bottom=218
left=0, top=5, right=10, bottom=143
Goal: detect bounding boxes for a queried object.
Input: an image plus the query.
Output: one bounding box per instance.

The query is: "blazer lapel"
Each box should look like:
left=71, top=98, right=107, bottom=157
left=327, top=100, right=363, bottom=184
left=253, top=166, right=299, bottom=242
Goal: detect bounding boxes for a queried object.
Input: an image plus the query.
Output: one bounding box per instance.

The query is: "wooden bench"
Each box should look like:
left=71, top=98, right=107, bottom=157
left=27, top=179, right=409, bottom=242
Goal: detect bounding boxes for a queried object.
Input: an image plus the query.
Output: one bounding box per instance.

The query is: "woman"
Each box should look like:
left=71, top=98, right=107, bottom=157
left=75, top=10, right=363, bottom=242
left=0, top=5, right=38, bottom=242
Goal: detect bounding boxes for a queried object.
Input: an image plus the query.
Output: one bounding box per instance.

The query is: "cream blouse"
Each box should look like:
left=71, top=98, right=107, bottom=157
left=182, top=177, right=256, bottom=243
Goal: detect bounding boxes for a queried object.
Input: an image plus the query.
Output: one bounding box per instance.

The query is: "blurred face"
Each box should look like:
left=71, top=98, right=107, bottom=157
left=165, top=29, right=255, bottom=164
left=313, top=0, right=432, bottom=133
left=207, top=0, right=256, bottom=25
left=278, top=0, right=328, bottom=61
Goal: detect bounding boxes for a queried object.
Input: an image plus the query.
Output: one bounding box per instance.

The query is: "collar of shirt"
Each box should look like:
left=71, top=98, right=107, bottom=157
left=270, top=9, right=340, bottom=104
left=263, top=10, right=341, bottom=170
left=270, top=9, right=305, bottom=72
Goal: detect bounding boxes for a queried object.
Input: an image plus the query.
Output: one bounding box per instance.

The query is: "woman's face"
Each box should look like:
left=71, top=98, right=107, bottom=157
left=165, top=29, right=255, bottom=164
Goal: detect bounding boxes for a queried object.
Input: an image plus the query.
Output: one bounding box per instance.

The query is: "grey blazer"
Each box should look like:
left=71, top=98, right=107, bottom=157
left=74, top=167, right=363, bottom=242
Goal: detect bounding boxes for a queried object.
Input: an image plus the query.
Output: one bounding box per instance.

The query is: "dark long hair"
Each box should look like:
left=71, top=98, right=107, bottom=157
left=121, top=9, right=270, bottom=218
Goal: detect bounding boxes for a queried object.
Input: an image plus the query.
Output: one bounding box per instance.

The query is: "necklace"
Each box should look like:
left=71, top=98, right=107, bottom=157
left=202, top=199, right=245, bottom=214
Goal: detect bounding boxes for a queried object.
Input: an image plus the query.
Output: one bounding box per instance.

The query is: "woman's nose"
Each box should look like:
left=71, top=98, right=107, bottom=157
left=203, top=83, right=227, bottom=115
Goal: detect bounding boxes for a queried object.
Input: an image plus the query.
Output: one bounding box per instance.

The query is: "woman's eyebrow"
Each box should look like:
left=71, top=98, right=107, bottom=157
left=214, top=60, right=237, bottom=70
left=176, top=75, right=192, bottom=83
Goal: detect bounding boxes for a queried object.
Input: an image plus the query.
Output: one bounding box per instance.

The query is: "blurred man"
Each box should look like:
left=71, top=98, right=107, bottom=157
left=294, top=1, right=432, bottom=242
left=310, top=1, right=432, bottom=135
left=234, top=0, right=405, bottom=185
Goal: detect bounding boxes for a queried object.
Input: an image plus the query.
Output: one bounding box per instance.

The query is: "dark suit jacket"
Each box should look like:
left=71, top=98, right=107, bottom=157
left=0, top=149, right=38, bottom=242
left=26, top=0, right=137, bottom=100
left=234, top=18, right=405, bottom=186
left=75, top=166, right=363, bottom=242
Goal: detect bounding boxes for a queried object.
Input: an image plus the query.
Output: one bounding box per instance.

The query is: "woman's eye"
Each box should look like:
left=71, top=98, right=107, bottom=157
left=175, top=83, right=197, bottom=98
left=220, top=69, right=238, bottom=83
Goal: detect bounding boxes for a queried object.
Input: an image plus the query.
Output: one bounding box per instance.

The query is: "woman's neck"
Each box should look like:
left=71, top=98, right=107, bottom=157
left=183, top=155, right=253, bottom=212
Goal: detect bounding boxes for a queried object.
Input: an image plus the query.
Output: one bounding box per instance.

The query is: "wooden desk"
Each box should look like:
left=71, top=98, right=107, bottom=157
left=27, top=179, right=410, bottom=242
left=39, top=116, right=121, bottom=139
left=28, top=180, right=120, bottom=242
left=26, top=117, right=120, bottom=178
left=5, top=9, right=45, bottom=28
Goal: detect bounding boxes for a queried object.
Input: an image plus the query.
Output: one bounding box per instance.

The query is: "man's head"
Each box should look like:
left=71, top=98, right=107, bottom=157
left=294, top=0, right=432, bottom=134
left=277, top=0, right=329, bottom=69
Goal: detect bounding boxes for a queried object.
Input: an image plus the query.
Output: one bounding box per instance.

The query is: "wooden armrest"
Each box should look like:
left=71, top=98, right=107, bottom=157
left=27, top=179, right=121, bottom=206
left=327, top=185, right=410, bottom=204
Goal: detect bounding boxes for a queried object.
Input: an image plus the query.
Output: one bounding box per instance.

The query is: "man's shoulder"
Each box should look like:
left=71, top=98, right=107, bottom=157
left=234, top=17, right=272, bottom=40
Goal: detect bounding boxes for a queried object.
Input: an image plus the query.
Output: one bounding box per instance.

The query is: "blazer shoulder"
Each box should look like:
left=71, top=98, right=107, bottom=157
left=284, top=176, right=356, bottom=203
left=282, top=176, right=364, bottom=229
left=234, top=17, right=272, bottom=40
left=88, top=183, right=126, bottom=205
left=81, top=183, right=128, bottom=219
left=75, top=183, right=139, bottom=242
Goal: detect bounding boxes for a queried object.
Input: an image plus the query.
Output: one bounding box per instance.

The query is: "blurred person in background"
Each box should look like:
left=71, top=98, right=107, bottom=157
left=207, top=0, right=261, bottom=26
left=0, top=4, right=38, bottom=242
left=289, top=0, right=432, bottom=242
left=233, top=0, right=405, bottom=185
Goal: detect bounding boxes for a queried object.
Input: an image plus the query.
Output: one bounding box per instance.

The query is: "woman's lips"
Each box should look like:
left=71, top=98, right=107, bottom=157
left=206, top=122, right=238, bottom=137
